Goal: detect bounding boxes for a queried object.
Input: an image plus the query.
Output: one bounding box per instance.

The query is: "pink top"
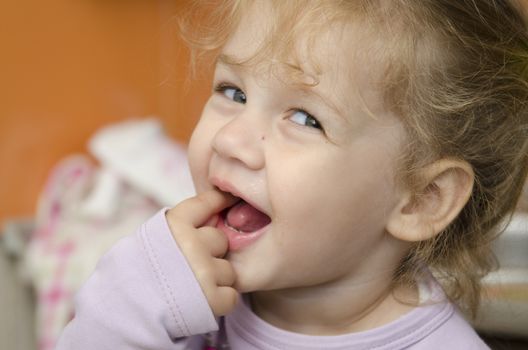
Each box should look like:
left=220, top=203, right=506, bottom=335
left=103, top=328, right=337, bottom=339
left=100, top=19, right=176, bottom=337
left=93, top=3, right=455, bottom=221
left=56, top=209, right=490, bottom=349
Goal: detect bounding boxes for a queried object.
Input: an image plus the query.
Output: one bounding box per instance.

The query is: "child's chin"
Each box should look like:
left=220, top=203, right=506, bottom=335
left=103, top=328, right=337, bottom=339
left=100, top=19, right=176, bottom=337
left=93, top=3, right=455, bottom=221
left=234, top=274, right=282, bottom=294
left=233, top=278, right=259, bottom=293
left=228, top=252, right=276, bottom=292
left=232, top=273, right=272, bottom=294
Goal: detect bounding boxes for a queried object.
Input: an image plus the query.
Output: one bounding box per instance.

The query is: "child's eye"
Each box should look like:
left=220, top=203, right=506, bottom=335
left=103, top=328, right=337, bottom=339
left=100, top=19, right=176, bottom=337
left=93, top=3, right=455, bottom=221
left=215, top=84, right=247, bottom=104
left=289, top=109, right=323, bottom=131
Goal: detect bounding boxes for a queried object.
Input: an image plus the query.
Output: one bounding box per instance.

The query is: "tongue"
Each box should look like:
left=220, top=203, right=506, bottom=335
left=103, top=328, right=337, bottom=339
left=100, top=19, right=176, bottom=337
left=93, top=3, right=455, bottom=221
left=226, top=200, right=271, bottom=232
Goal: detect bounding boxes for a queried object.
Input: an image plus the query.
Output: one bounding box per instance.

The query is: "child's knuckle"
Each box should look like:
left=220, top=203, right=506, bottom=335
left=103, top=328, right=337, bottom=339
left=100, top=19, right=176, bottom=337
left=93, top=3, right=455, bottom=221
left=193, top=263, right=208, bottom=278
left=227, top=288, right=238, bottom=309
left=178, top=237, right=199, bottom=255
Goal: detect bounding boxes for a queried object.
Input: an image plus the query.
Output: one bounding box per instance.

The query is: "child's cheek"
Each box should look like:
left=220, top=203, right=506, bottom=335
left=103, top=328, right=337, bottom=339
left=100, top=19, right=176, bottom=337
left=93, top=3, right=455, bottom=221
left=187, top=126, right=211, bottom=193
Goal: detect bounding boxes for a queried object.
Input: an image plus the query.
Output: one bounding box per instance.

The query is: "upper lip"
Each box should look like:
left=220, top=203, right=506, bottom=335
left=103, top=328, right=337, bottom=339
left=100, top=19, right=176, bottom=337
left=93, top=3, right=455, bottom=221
left=210, top=176, right=269, bottom=216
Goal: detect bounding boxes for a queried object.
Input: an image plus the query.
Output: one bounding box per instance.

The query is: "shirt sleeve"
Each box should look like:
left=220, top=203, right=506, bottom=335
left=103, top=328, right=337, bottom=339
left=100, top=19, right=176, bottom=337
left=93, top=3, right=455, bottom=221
left=56, top=208, right=218, bottom=350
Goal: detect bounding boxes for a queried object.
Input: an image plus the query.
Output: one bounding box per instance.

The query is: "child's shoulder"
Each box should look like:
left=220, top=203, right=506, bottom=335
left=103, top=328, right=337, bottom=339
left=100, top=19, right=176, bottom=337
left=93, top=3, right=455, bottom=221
left=403, top=276, right=490, bottom=349
left=411, top=305, right=489, bottom=349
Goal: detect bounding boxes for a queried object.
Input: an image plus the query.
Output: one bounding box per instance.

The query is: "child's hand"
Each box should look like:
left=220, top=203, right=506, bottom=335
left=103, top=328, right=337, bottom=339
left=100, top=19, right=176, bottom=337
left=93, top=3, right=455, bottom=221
left=165, top=190, right=239, bottom=317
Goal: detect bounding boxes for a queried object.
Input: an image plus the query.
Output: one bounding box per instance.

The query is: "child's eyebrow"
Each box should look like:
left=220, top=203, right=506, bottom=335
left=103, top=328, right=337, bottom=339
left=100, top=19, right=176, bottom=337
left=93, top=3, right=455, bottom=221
left=216, top=53, right=245, bottom=68
left=216, top=53, right=349, bottom=122
left=301, top=88, right=348, bottom=122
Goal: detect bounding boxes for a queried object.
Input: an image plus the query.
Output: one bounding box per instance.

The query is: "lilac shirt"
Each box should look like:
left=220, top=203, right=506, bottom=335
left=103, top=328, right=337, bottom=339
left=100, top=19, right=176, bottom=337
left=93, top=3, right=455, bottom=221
left=56, top=209, right=490, bottom=349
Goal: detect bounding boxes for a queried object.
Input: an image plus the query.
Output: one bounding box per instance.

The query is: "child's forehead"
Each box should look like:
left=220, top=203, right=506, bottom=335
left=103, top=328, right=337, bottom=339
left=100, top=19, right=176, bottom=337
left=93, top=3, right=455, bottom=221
left=223, top=3, right=371, bottom=70
left=219, top=6, right=390, bottom=118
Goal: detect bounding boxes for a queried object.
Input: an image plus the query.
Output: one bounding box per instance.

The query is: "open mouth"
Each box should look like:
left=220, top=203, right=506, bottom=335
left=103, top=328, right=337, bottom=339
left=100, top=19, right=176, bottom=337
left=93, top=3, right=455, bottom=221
left=221, top=198, right=271, bottom=234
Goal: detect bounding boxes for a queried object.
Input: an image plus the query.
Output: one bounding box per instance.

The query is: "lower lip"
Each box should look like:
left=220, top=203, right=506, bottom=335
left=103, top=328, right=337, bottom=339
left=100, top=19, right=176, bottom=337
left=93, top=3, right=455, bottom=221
left=216, top=217, right=269, bottom=251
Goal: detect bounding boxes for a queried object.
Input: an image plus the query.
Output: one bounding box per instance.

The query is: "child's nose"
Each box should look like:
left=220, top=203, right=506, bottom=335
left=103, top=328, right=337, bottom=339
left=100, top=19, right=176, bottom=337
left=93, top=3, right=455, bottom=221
left=212, top=113, right=265, bottom=170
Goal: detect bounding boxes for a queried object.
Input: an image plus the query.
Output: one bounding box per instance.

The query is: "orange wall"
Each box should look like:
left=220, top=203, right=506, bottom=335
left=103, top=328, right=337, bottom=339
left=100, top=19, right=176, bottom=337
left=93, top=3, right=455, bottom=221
left=0, top=0, right=211, bottom=225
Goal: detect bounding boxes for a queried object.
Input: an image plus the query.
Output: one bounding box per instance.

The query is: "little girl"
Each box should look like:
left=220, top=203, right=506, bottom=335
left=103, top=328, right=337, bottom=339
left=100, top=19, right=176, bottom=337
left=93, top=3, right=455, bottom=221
left=57, top=0, right=528, bottom=349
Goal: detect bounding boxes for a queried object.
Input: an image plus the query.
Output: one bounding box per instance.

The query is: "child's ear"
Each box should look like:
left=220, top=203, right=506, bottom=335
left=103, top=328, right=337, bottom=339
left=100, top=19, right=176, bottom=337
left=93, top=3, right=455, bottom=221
left=386, top=159, right=474, bottom=242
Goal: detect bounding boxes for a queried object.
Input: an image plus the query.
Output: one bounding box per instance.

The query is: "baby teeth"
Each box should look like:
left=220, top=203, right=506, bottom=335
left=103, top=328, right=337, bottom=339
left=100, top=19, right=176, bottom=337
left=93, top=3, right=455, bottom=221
left=224, top=217, right=247, bottom=234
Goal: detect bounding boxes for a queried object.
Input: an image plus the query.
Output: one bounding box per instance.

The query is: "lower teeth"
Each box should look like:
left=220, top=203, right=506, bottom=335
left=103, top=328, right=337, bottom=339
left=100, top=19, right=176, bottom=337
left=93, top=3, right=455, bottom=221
left=224, top=218, right=246, bottom=233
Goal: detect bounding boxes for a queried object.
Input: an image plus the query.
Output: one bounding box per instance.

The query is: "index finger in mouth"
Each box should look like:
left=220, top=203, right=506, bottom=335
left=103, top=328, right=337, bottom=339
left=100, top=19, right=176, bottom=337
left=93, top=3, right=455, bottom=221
left=169, top=189, right=239, bottom=228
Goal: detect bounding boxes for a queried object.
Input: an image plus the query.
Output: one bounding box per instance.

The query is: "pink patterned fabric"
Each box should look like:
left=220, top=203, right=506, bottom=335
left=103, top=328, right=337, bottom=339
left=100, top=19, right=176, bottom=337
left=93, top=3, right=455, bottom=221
left=24, top=117, right=194, bottom=350
left=26, top=155, right=161, bottom=350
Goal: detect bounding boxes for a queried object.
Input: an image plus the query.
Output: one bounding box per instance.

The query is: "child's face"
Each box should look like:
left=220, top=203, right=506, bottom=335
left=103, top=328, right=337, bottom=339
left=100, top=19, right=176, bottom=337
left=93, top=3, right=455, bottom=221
left=188, top=7, right=409, bottom=293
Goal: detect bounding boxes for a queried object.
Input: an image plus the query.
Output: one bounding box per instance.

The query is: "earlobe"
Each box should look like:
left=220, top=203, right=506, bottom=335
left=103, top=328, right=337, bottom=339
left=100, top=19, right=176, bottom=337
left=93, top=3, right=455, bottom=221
left=386, top=159, right=474, bottom=242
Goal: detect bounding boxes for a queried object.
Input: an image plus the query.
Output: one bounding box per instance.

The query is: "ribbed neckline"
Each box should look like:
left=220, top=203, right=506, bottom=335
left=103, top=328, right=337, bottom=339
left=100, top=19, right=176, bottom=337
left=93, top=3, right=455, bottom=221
left=225, top=280, right=453, bottom=350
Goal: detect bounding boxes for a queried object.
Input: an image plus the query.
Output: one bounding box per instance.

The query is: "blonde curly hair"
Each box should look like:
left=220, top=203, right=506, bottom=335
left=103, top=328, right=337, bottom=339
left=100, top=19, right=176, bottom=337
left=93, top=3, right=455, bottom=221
left=179, top=0, right=528, bottom=317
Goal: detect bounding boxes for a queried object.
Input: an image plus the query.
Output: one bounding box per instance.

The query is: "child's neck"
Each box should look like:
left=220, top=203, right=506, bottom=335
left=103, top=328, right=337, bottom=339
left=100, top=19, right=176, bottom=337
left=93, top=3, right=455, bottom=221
left=249, top=276, right=418, bottom=335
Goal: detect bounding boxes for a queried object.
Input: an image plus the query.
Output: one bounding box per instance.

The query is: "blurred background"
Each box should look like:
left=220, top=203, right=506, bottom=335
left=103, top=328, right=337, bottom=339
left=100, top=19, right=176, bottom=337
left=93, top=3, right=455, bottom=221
left=0, top=0, right=210, bottom=226
left=0, top=1, right=210, bottom=349
left=0, top=1, right=527, bottom=350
